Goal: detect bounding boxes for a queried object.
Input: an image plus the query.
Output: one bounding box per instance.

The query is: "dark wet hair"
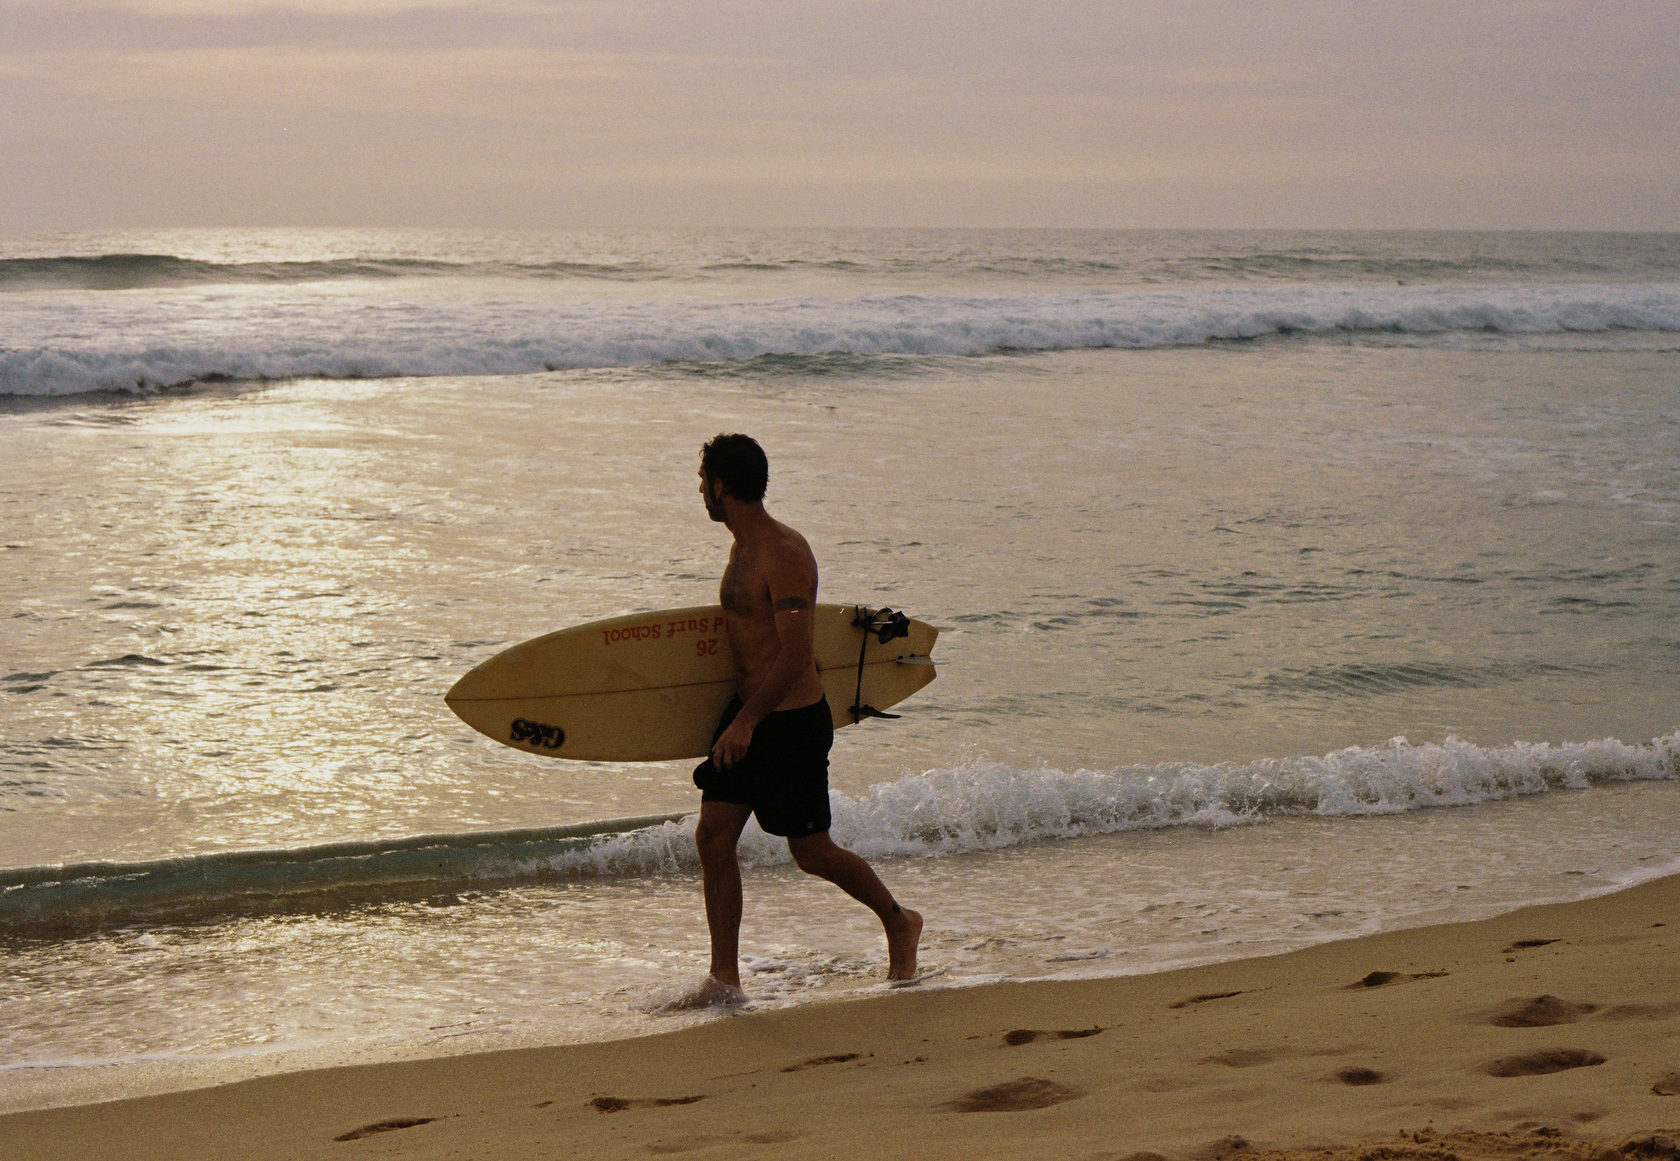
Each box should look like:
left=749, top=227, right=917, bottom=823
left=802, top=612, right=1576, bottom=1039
left=700, top=433, right=769, bottom=502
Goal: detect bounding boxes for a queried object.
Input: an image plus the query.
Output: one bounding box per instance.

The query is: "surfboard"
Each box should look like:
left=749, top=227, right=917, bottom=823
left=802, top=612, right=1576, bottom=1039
left=444, top=604, right=938, bottom=761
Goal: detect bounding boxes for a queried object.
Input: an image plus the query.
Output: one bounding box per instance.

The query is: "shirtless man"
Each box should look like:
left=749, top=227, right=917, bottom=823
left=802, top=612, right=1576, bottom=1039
left=690, top=433, right=922, bottom=993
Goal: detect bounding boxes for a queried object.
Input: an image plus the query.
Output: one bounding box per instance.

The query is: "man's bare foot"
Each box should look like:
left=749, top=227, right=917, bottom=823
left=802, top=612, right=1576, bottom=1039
left=657, top=974, right=748, bottom=1011
left=885, top=906, right=924, bottom=980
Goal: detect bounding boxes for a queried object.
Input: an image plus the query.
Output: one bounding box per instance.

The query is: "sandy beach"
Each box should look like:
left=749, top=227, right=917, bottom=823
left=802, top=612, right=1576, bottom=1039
left=4, top=873, right=1675, bottom=1161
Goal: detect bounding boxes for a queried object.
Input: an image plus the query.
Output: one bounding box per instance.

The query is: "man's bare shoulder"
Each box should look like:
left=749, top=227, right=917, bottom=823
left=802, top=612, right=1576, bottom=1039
left=752, top=519, right=817, bottom=599
left=767, top=520, right=816, bottom=566
left=769, top=518, right=815, bottom=559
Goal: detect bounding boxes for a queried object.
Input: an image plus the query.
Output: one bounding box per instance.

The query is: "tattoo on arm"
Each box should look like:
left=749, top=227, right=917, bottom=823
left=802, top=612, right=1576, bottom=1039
left=773, top=596, right=813, bottom=613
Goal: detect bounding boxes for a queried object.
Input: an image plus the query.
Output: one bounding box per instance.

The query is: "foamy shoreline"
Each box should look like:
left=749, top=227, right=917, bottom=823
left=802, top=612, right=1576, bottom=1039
left=5, top=873, right=1676, bottom=1161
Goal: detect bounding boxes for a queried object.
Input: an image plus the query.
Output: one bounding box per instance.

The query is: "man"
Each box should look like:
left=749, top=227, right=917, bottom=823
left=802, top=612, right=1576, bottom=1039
left=690, top=433, right=922, bottom=995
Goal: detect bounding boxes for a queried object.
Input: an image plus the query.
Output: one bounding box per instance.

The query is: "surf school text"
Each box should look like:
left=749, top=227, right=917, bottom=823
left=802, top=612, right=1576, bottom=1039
left=600, top=615, right=726, bottom=647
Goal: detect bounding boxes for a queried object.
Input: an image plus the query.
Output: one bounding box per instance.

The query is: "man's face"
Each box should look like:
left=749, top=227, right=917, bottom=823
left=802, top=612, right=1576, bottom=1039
left=698, top=468, right=726, bottom=522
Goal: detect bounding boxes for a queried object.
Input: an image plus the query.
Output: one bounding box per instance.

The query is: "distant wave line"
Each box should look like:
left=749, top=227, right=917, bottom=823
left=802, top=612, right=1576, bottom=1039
left=0, top=253, right=667, bottom=290
left=5, top=282, right=1679, bottom=397
left=7, top=247, right=1680, bottom=292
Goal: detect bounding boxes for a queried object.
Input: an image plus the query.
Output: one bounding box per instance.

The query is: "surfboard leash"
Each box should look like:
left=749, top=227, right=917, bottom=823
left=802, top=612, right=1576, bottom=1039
left=848, top=606, right=911, bottom=723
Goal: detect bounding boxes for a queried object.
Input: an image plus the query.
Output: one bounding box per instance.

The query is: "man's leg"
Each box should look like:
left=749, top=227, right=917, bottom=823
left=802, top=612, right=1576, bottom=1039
left=787, top=831, right=923, bottom=980
left=694, top=801, right=754, bottom=988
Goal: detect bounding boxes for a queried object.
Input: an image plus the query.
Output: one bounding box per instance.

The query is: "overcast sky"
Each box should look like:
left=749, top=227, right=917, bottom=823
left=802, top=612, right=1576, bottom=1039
left=2, top=0, right=1676, bottom=230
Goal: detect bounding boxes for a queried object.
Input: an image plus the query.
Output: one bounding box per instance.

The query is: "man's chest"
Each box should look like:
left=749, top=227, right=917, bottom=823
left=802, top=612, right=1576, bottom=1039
left=720, top=551, right=767, bottom=615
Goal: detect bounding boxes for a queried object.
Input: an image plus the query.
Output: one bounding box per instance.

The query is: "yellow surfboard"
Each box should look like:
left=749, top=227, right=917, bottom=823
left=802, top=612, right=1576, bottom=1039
left=444, top=604, right=938, bottom=761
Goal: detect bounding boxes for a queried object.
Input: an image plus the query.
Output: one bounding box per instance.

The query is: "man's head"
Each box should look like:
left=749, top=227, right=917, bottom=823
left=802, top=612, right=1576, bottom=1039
left=698, top=433, right=769, bottom=521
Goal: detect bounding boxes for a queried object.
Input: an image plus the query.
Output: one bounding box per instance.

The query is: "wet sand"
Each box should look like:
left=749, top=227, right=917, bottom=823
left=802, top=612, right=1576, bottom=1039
left=3, top=874, right=1677, bottom=1161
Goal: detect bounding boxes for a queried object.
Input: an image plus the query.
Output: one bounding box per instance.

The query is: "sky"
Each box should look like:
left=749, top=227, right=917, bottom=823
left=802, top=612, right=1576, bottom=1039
left=1, top=0, right=1676, bottom=231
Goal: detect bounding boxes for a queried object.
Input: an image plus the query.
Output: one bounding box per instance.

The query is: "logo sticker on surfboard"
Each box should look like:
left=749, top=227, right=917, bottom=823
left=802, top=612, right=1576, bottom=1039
left=509, top=719, right=566, bottom=749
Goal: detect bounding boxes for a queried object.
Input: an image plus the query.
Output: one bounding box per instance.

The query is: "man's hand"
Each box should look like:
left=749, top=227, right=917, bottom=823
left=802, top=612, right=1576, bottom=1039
left=711, top=715, right=756, bottom=770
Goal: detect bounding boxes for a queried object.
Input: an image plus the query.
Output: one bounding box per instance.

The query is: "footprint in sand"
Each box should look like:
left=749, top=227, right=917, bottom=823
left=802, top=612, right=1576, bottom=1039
left=1653, top=1073, right=1680, bottom=1096
left=1194, top=1134, right=1255, bottom=1159
left=1203, top=1045, right=1348, bottom=1069
left=1001, top=1027, right=1103, bottom=1046
left=1482, top=1048, right=1606, bottom=1077
left=643, top=1127, right=804, bottom=1154
left=781, top=1053, right=864, bottom=1072
left=1170, top=991, right=1247, bottom=1009
left=590, top=1095, right=706, bottom=1112
left=1487, top=994, right=1598, bottom=1027
left=333, top=1117, right=438, bottom=1141
left=1503, top=939, right=1562, bottom=953
left=1200, top=1048, right=1284, bottom=1069
left=743, top=1130, right=801, bottom=1145
left=1333, top=1067, right=1389, bottom=1086
left=1344, top=969, right=1449, bottom=989
left=944, top=1076, right=1081, bottom=1112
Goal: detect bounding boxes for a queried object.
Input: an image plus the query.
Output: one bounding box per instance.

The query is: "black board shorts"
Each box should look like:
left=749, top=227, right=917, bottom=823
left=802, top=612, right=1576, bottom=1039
left=692, top=696, right=834, bottom=839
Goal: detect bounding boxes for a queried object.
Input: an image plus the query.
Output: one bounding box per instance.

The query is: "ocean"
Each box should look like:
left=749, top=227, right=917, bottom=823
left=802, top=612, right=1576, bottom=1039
left=2, top=228, right=1677, bottom=1112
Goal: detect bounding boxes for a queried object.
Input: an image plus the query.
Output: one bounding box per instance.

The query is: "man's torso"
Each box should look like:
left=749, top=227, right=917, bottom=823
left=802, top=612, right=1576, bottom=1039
left=720, top=522, right=824, bottom=710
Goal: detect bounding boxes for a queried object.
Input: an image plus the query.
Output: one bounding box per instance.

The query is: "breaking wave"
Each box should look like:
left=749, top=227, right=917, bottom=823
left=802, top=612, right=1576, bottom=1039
left=5, top=282, right=1679, bottom=397
left=4, top=732, right=1674, bottom=937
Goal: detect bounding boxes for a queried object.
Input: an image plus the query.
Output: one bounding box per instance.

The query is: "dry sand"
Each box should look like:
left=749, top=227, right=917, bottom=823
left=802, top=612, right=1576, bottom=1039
left=3, top=874, right=1677, bottom=1161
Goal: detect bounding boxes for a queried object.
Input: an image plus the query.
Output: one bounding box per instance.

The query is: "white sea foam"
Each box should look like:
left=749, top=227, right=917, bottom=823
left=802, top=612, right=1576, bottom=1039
left=533, top=731, right=1680, bottom=878
left=4, top=282, right=1678, bottom=396
left=831, top=731, right=1680, bottom=857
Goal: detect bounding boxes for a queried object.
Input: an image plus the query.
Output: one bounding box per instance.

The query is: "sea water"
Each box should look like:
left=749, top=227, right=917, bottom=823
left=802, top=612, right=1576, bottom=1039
left=2, top=229, right=1678, bottom=1111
